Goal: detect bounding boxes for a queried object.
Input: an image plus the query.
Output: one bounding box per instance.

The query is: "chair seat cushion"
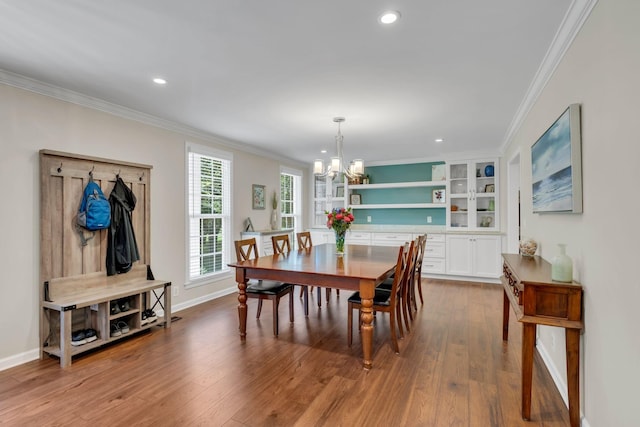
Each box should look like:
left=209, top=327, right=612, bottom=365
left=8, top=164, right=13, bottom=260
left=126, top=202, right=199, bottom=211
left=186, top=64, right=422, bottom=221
left=246, top=280, right=292, bottom=295
left=348, top=288, right=392, bottom=306
left=377, top=277, right=394, bottom=290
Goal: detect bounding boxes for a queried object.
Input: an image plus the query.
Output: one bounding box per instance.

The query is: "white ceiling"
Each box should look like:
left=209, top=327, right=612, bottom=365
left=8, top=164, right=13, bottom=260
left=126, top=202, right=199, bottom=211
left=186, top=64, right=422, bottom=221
left=0, top=0, right=578, bottom=165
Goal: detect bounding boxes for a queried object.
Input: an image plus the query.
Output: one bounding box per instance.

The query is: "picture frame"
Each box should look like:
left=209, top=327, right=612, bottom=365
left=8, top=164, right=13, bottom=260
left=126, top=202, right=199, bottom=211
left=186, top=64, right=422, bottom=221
left=252, top=184, right=266, bottom=209
left=350, top=193, right=361, bottom=205
left=531, top=104, right=583, bottom=213
left=484, top=184, right=495, bottom=193
left=335, top=186, right=344, bottom=197
left=431, top=164, right=446, bottom=181
left=432, top=189, right=446, bottom=203
left=244, top=217, right=254, bottom=232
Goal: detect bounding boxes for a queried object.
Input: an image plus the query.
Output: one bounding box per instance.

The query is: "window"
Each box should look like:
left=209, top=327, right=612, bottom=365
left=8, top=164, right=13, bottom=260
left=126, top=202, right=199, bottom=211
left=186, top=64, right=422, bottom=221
left=186, top=143, right=232, bottom=284
left=280, top=167, right=302, bottom=234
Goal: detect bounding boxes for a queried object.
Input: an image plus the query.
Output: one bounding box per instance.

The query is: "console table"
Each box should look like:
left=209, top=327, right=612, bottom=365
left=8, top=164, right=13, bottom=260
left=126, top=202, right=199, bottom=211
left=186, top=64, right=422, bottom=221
left=501, top=254, right=583, bottom=427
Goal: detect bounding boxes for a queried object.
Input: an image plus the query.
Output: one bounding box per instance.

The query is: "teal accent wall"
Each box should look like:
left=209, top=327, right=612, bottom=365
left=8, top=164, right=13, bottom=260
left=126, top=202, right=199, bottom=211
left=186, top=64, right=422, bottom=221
left=352, top=161, right=446, bottom=226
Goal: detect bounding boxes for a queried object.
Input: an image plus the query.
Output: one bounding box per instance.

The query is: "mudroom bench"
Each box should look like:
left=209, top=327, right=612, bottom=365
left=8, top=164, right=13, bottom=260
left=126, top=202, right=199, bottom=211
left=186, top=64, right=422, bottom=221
left=41, top=264, right=171, bottom=367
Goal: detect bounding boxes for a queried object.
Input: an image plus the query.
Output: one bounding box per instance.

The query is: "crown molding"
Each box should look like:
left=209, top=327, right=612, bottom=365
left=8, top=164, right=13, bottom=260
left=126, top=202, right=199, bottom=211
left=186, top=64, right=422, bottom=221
left=0, top=69, right=306, bottom=168
left=499, top=0, right=599, bottom=153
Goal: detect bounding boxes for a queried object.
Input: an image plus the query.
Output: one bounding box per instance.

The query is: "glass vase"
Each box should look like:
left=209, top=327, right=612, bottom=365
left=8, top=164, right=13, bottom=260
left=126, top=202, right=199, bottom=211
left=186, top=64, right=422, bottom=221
left=334, top=229, right=346, bottom=255
left=551, top=244, right=573, bottom=282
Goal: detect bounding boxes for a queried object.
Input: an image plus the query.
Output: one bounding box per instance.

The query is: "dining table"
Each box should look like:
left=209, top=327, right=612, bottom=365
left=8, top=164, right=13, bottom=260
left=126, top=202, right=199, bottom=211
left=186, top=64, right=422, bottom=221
left=228, top=243, right=401, bottom=369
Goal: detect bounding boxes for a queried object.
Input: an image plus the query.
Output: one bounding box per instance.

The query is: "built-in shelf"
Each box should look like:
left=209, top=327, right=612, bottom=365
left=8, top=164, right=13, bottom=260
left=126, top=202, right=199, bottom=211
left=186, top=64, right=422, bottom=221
left=350, top=203, right=445, bottom=209
left=349, top=180, right=446, bottom=190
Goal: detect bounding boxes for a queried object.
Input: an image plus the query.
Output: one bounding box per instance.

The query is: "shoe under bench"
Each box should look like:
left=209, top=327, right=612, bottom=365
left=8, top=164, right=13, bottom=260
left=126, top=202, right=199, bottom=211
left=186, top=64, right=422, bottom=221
left=41, top=264, right=171, bottom=367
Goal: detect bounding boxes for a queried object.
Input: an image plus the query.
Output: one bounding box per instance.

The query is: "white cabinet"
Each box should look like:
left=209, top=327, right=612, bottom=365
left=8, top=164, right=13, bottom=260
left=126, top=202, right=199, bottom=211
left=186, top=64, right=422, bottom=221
left=445, top=234, right=501, bottom=278
left=309, top=229, right=335, bottom=245
left=447, top=159, right=498, bottom=231
left=421, top=233, right=446, bottom=274
left=346, top=230, right=371, bottom=245
left=312, top=175, right=348, bottom=227
left=372, top=232, right=413, bottom=247
left=241, top=229, right=294, bottom=255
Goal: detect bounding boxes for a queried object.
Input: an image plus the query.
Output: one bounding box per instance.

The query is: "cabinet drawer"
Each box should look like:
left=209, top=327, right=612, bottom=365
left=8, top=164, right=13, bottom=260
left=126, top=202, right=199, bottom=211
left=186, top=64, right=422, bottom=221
left=261, top=239, right=273, bottom=256
left=347, top=231, right=371, bottom=244
left=372, top=232, right=413, bottom=246
left=422, top=258, right=445, bottom=274
left=424, top=241, right=445, bottom=258
left=426, top=233, right=445, bottom=242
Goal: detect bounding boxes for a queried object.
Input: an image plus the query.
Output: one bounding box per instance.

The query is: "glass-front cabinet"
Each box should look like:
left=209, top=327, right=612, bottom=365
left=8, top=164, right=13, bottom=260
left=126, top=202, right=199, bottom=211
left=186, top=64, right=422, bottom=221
left=446, top=159, right=498, bottom=231
left=312, top=175, right=347, bottom=227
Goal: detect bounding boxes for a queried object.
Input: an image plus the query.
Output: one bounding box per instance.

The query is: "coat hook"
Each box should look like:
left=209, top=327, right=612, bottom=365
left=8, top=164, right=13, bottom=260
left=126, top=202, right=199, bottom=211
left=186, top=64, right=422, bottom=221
left=57, top=162, right=63, bottom=173
left=116, top=169, right=121, bottom=178
left=89, top=165, right=95, bottom=177
left=139, top=171, right=145, bottom=182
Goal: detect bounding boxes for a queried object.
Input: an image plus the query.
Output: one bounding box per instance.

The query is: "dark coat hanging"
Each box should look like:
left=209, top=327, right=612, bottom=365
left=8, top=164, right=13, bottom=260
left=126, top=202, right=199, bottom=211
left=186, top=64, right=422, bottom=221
left=107, top=177, right=140, bottom=275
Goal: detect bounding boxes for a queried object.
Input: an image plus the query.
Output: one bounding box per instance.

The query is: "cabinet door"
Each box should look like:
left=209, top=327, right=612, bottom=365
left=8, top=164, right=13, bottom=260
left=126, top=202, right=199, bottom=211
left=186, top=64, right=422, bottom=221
left=446, top=234, right=473, bottom=276
left=310, top=230, right=335, bottom=244
left=447, top=162, right=472, bottom=229
left=472, top=235, right=501, bottom=277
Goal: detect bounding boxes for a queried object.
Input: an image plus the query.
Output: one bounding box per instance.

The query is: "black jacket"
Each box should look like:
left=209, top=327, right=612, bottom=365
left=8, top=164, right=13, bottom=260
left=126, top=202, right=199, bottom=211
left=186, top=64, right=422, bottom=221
left=106, top=177, right=140, bottom=275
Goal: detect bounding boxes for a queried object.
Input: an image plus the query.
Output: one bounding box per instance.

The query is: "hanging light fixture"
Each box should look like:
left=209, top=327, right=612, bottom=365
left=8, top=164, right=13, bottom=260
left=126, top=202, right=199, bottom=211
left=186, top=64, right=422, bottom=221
left=313, top=117, right=364, bottom=179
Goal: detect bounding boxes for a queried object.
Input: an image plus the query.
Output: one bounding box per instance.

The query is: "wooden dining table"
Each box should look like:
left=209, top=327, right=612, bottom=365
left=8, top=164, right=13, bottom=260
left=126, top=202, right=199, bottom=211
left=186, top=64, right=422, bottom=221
left=228, top=243, right=400, bottom=369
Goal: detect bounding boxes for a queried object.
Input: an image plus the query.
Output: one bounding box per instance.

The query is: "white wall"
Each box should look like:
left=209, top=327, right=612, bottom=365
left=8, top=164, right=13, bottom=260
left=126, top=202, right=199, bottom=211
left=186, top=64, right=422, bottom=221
left=502, top=1, right=640, bottom=425
left=0, top=83, right=308, bottom=366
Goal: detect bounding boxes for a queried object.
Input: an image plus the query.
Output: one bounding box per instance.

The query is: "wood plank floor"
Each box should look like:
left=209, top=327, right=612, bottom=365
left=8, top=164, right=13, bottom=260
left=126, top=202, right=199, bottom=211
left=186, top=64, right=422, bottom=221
left=0, top=279, right=571, bottom=426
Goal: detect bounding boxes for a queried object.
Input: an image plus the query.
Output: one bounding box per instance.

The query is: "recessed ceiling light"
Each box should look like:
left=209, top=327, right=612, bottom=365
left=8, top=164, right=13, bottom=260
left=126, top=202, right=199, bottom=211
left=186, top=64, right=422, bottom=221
left=321, top=149, right=327, bottom=154
left=435, top=138, right=444, bottom=143
left=153, top=78, right=167, bottom=85
left=379, top=11, right=400, bottom=24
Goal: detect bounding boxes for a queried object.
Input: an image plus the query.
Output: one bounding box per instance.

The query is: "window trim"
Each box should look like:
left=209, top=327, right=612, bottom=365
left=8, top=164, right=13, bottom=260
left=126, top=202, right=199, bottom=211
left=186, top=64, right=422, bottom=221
left=185, top=142, right=234, bottom=288
left=280, top=166, right=302, bottom=237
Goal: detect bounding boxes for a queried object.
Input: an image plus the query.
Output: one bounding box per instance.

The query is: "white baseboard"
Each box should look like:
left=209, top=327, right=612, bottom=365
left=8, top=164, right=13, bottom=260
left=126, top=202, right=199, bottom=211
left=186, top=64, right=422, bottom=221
left=0, top=348, right=40, bottom=372
left=0, top=286, right=238, bottom=372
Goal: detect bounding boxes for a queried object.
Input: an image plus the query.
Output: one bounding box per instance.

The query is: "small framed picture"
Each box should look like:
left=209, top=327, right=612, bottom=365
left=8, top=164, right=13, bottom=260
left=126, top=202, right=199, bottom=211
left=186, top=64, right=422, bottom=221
left=432, top=189, right=446, bottom=203
left=335, top=186, right=344, bottom=197
left=485, top=184, right=495, bottom=193
left=244, top=217, right=254, bottom=232
left=350, top=194, right=361, bottom=205
left=252, top=184, right=265, bottom=209
left=431, top=164, right=446, bottom=181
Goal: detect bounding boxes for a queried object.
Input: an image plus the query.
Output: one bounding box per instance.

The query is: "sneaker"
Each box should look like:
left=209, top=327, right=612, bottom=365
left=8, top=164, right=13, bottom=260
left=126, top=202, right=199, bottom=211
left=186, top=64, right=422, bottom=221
left=117, top=320, right=130, bottom=334
left=84, top=328, right=98, bottom=343
left=141, top=310, right=148, bottom=326
left=71, top=330, right=87, bottom=346
left=110, top=323, right=122, bottom=337
left=146, top=309, right=157, bottom=323
left=118, top=299, right=131, bottom=312
left=110, top=301, right=121, bottom=315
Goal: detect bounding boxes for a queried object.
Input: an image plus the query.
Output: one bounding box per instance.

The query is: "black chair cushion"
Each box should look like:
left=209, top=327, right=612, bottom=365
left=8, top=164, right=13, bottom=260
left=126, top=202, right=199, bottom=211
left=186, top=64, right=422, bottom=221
left=348, top=288, right=392, bottom=306
left=246, top=280, right=292, bottom=295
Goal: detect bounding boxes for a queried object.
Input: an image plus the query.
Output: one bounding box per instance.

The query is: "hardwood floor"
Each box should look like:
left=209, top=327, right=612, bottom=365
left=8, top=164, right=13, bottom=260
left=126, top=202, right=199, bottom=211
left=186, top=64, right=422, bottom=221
left=0, top=279, right=571, bottom=426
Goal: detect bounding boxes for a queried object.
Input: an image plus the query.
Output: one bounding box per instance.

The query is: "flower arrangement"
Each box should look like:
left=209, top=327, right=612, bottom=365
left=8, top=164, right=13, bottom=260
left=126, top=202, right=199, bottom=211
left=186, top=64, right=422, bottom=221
left=325, top=207, right=354, bottom=253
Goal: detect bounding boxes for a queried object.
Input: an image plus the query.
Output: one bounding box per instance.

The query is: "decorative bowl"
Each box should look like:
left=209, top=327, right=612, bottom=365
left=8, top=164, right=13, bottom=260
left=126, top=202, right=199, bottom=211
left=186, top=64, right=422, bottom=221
left=519, top=238, right=538, bottom=256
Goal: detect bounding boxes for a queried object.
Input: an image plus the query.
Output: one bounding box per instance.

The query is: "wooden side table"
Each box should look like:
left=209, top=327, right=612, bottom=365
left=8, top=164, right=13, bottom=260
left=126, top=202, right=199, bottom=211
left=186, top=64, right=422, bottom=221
left=501, top=254, right=583, bottom=427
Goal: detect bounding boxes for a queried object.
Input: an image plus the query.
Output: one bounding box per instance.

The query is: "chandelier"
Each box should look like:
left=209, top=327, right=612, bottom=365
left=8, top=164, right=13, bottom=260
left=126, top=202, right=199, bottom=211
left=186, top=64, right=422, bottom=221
left=313, top=117, right=364, bottom=179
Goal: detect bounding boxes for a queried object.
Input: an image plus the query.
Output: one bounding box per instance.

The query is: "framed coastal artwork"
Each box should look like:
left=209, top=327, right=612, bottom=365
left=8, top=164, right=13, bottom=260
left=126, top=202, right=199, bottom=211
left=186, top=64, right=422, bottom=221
left=531, top=104, right=583, bottom=213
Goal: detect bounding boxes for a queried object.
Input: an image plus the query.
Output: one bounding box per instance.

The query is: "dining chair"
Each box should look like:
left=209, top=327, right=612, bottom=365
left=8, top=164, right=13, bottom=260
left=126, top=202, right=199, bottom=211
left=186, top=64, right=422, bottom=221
left=348, top=241, right=414, bottom=354
left=295, top=231, right=339, bottom=307
left=411, top=234, right=427, bottom=310
left=234, top=238, right=294, bottom=336
left=272, top=234, right=309, bottom=316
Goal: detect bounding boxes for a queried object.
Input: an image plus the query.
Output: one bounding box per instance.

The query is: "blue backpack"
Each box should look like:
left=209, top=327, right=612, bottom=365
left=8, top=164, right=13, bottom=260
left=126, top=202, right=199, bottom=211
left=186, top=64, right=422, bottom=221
left=78, top=180, right=111, bottom=231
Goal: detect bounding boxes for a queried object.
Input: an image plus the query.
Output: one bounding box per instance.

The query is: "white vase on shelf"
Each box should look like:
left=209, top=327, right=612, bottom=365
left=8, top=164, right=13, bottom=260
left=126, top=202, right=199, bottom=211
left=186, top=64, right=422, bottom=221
left=551, top=244, right=573, bottom=282
left=270, top=210, right=278, bottom=230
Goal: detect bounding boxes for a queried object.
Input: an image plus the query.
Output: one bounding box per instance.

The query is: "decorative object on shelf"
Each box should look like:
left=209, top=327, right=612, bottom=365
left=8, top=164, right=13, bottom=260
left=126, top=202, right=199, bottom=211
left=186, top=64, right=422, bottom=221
left=485, top=183, right=495, bottom=193
left=484, top=164, right=495, bottom=177
left=244, top=217, right=254, bottom=232
left=313, top=117, right=364, bottom=180
left=325, top=207, right=354, bottom=255
left=476, top=168, right=481, bottom=177
left=362, top=175, right=370, bottom=184
left=270, top=191, right=278, bottom=230
left=335, top=186, right=344, bottom=197
left=451, top=204, right=458, bottom=211
left=551, top=243, right=573, bottom=282
left=519, top=238, right=538, bottom=256
left=252, top=184, right=265, bottom=209
left=488, top=199, right=495, bottom=211
left=531, top=104, right=582, bottom=213
left=480, top=216, right=493, bottom=227
left=432, top=189, right=446, bottom=203
left=432, top=164, right=446, bottom=181
left=350, top=194, right=361, bottom=205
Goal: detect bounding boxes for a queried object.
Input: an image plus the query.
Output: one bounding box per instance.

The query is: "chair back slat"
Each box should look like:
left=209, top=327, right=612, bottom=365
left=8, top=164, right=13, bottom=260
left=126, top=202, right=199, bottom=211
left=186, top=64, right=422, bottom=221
left=235, top=238, right=259, bottom=262
left=271, top=234, right=291, bottom=255
left=296, top=231, right=313, bottom=249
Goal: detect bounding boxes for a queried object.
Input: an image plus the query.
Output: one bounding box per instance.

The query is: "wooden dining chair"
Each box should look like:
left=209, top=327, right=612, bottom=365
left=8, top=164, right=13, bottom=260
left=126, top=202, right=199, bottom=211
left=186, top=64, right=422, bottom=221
left=296, top=231, right=339, bottom=307
left=234, top=238, right=294, bottom=336
left=272, top=234, right=309, bottom=316
left=411, top=234, right=427, bottom=311
left=348, top=241, right=414, bottom=353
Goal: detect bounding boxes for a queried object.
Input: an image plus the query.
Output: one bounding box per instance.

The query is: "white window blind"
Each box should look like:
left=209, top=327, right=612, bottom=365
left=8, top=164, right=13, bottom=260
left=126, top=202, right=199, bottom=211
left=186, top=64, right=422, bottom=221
left=187, top=144, right=232, bottom=282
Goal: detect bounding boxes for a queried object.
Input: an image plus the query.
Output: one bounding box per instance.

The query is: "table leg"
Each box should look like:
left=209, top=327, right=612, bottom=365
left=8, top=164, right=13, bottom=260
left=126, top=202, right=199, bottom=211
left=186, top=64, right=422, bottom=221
left=359, top=281, right=375, bottom=369
left=502, top=290, right=510, bottom=341
left=521, top=323, right=536, bottom=420
left=566, top=328, right=581, bottom=427
left=237, top=274, right=248, bottom=340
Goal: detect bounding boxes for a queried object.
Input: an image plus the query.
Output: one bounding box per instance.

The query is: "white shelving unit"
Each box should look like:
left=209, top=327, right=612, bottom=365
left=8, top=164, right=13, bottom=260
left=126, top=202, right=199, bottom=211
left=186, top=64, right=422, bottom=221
left=348, top=180, right=446, bottom=210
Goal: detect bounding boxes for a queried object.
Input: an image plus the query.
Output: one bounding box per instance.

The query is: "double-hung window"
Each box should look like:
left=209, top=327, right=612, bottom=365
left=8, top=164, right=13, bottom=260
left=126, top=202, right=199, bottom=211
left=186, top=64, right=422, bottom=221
left=186, top=143, right=232, bottom=284
left=280, top=167, right=302, bottom=235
